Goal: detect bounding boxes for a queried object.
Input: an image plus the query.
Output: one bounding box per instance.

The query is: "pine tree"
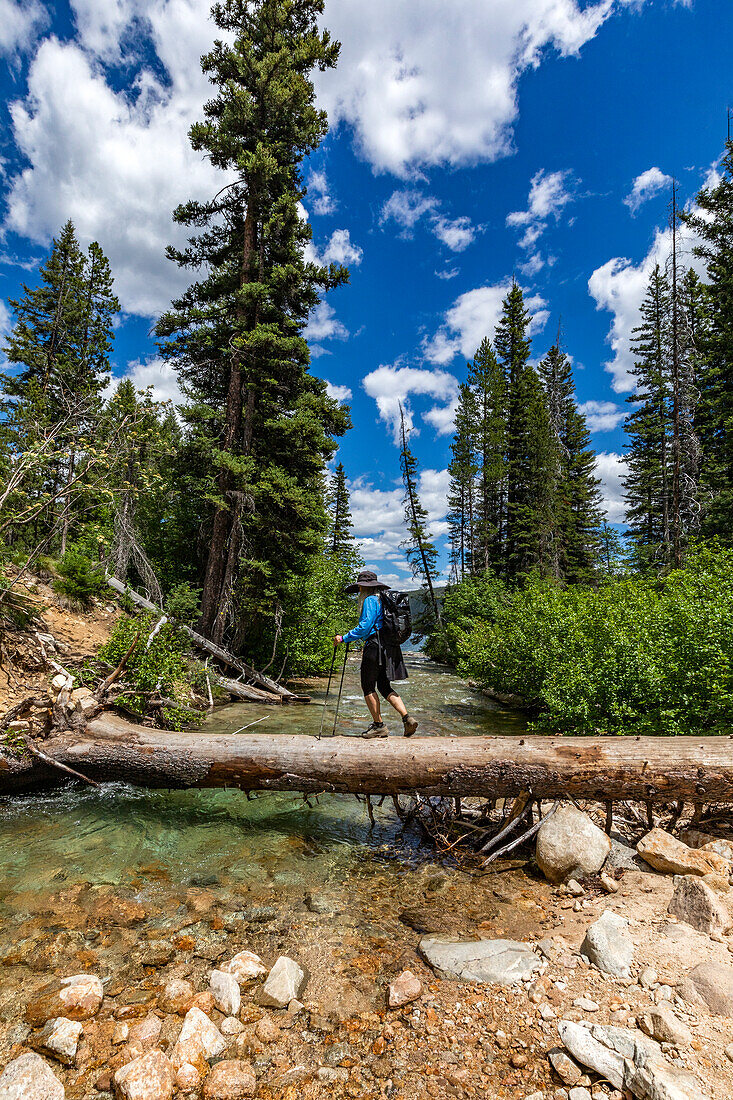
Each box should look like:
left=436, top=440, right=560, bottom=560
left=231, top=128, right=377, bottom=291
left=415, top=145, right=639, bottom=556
left=598, top=520, right=626, bottom=577
left=677, top=268, right=706, bottom=538
left=623, top=265, right=672, bottom=570
left=469, top=338, right=506, bottom=573
left=538, top=339, right=602, bottom=583
left=681, top=141, right=733, bottom=541
left=0, top=222, right=119, bottom=551
left=157, top=0, right=350, bottom=648
left=494, top=283, right=554, bottom=578
left=399, top=404, right=441, bottom=622
left=328, top=462, right=355, bottom=556
left=446, top=382, right=477, bottom=582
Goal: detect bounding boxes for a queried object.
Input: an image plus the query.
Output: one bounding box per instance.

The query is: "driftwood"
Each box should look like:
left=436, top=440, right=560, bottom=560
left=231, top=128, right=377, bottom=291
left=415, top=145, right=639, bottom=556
left=213, top=673, right=282, bottom=705
left=3, top=712, right=733, bottom=801
left=105, top=576, right=309, bottom=703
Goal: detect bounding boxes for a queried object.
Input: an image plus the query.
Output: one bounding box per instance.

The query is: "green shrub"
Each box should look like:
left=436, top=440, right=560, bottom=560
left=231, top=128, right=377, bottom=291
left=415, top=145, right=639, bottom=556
left=164, top=582, right=201, bottom=625
left=441, top=544, right=733, bottom=736
left=53, top=549, right=106, bottom=608
left=99, top=611, right=203, bottom=729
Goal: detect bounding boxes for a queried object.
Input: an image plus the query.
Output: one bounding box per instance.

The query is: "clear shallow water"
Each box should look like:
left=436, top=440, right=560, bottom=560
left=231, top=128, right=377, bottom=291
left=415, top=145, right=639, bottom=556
left=0, top=656, right=527, bottom=918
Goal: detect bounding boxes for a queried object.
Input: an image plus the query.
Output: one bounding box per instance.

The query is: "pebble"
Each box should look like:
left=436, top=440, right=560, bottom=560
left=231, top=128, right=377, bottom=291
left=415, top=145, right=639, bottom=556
left=210, top=969, right=241, bottom=1016
left=36, top=1016, right=83, bottom=1064
left=221, top=1016, right=245, bottom=1035
left=568, top=1089, right=592, bottom=1100
left=159, top=978, right=194, bottom=1015
left=573, top=997, right=599, bottom=1012
left=260, top=956, right=306, bottom=1009
left=639, top=966, right=658, bottom=988
left=567, top=880, right=585, bottom=897
left=388, top=969, right=422, bottom=1008
left=202, top=1059, right=256, bottom=1098
left=599, top=872, right=619, bottom=894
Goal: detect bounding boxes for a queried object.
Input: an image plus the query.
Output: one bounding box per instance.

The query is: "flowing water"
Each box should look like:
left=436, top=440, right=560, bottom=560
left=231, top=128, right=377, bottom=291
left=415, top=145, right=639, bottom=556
left=0, top=655, right=539, bottom=1093
left=0, top=654, right=526, bottom=899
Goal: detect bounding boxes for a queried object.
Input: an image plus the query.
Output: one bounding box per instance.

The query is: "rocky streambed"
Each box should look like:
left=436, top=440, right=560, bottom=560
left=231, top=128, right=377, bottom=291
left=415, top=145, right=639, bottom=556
left=1, top=805, right=733, bottom=1099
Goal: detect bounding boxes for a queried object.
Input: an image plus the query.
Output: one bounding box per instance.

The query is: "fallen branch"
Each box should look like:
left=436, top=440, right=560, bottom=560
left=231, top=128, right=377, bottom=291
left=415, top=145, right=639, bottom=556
left=25, top=743, right=100, bottom=788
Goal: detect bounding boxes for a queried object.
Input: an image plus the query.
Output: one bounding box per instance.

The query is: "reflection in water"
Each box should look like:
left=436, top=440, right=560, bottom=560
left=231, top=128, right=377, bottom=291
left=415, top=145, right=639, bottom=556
left=0, top=657, right=526, bottom=906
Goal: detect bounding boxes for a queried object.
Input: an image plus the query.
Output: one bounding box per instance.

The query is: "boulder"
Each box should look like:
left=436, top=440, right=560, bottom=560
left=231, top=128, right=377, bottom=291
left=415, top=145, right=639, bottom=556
left=260, top=957, right=305, bottom=1008
left=637, top=828, right=730, bottom=877
left=25, top=973, right=103, bottom=1025
left=678, top=960, right=733, bottom=1016
left=159, top=979, right=193, bottom=1015
left=202, top=1060, right=256, bottom=1098
left=128, top=1013, right=162, bottom=1050
left=210, top=970, right=240, bottom=1016
left=0, top=1051, right=65, bottom=1099
left=175, top=1063, right=202, bottom=1094
left=548, top=1047, right=583, bottom=1085
left=637, top=1002, right=693, bottom=1048
left=419, top=935, right=543, bottom=986
left=667, top=875, right=731, bottom=935
left=35, top=1017, right=83, bottom=1064
left=224, top=950, right=267, bottom=985
left=580, top=911, right=634, bottom=978
left=558, top=1019, right=707, bottom=1100
left=178, top=1006, right=226, bottom=1060
left=388, top=970, right=422, bottom=1008
left=113, top=1050, right=175, bottom=1100
left=605, top=837, right=651, bottom=872
left=169, top=1037, right=208, bottom=1077
left=535, top=805, right=611, bottom=883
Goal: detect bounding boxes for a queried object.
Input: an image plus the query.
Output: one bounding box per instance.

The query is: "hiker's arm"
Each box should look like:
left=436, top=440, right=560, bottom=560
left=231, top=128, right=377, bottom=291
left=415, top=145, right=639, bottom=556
left=340, top=597, right=378, bottom=644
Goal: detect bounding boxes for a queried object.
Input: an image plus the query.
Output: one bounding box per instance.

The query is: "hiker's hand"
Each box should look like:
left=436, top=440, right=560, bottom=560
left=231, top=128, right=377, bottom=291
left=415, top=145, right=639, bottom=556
left=334, top=635, right=343, bottom=646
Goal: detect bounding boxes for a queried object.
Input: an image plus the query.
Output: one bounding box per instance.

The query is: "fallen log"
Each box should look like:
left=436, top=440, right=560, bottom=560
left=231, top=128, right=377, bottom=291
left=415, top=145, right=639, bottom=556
left=105, top=576, right=309, bottom=703
left=214, top=673, right=282, bottom=705
left=3, top=712, right=733, bottom=802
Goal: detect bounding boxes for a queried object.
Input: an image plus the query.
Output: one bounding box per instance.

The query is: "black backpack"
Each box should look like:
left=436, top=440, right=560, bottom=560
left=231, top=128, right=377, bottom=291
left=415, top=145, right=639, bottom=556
left=380, top=591, right=412, bottom=645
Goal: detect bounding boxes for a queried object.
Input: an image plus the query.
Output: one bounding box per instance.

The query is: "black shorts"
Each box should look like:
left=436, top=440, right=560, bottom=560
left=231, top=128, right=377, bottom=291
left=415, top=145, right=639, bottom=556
left=360, top=639, right=396, bottom=698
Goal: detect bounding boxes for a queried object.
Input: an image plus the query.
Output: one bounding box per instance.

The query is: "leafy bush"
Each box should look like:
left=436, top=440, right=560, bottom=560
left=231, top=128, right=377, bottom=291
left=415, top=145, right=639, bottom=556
left=425, top=573, right=507, bottom=663
left=439, top=544, right=733, bottom=736
left=277, top=549, right=364, bottom=677
left=164, top=582, right=201, bottom=625
left=99, top=611, right=203, bottom=729
left=53, top=548, right=107, bottom=608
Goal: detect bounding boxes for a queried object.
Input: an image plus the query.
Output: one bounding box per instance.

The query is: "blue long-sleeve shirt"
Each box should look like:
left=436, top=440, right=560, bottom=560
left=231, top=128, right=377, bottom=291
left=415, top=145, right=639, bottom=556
left=343, top=594, right=383, bottom=644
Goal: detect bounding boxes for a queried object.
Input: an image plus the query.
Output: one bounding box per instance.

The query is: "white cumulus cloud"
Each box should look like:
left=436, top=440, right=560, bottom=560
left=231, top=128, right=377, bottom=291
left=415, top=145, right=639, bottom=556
left=624, top=166, right=672, bottom=213
left=0, top=0, right=47, bottom=56
left=107, top=357, right=183, bottom=406
left=578, top=399, right=626, bottom=432
left=507, top=168, right=575, bottom=269
left=362, top=364, right=459, bottom=443
left=595, top=451, right=628, bottom=523
left=317, top=0, right=642, bottom=176
left=424, top=280, right=549, bottom=366
left=380, top=189, right=477, bottom=252
left=326, top=381, right=353, bottom=404
left=308, top=170, right=336, bottom=215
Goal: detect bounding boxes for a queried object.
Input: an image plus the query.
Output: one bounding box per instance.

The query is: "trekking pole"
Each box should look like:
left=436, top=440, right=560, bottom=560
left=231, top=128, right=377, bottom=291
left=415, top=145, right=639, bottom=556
left=318, top=644, right=339, bottom=740
left=331, top=642, right=350, bottom=737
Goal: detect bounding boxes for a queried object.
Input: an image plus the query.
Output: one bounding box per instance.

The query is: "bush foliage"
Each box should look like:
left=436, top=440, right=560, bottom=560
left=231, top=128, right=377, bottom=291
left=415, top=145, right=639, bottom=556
left=429, top=545, right=733, bottom=736
left=99, top=611, right=203, bottom=729
left=53, top=548, right=107, bottom=608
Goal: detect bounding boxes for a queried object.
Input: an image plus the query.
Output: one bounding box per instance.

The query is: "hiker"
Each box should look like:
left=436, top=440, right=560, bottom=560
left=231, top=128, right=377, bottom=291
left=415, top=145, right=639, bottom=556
left=334, top=570, right=418, bottom=739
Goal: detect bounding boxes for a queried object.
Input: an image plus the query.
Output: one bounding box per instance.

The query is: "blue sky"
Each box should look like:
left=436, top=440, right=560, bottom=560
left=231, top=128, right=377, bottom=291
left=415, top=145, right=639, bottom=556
left=0, top=0, right=729, bottom=587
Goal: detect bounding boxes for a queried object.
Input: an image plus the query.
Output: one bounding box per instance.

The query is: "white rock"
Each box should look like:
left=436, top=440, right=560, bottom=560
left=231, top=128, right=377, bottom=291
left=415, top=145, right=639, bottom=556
left=225, top=950, right=268, bottom=985
left=209, top=969, right=240, bottom=1016
left=573, top=997, right=599, bottom=1013
left=113, top=1050, right=175, bottom=1100
left=559, top=1019, right=708, bottom=1100
left=220, top=1016, right=244, bottom=1036
left=36, top=1017, right=83, bottom=1065
left=419, top=935, right=543, bottom=986
left=667, top=874, right=731, bottom=935
left=178, top=1006, right=226, bottom=1059
left=0, top=1052, right=65, bottom=1099
left=260, top=957, right=305, bottom=1008
left=581, top=911, right=634, bottom=978
left=536, top=805, right=611, bottom=884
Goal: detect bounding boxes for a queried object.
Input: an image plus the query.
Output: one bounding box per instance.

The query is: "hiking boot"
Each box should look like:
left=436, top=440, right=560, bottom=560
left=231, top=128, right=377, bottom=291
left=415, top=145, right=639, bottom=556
left=361, top=721, right=388, bottom=739
left=402, top=714, right=418, bottom=737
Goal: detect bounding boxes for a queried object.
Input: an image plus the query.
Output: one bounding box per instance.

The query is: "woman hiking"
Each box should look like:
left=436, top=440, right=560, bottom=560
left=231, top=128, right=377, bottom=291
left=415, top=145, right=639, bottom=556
left=334, top=570, right=418, bottom=739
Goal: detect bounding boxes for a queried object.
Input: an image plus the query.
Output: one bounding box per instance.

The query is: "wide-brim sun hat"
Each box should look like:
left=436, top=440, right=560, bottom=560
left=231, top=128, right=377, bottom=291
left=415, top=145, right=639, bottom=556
left=344, top=570, right=392, bottom=595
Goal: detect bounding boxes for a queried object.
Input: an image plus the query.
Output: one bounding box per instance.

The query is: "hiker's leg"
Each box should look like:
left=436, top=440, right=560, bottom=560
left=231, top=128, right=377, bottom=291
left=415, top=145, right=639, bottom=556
left=384, top=690, right=407, bottom=718
left=364, top=691, right=382, bottom=724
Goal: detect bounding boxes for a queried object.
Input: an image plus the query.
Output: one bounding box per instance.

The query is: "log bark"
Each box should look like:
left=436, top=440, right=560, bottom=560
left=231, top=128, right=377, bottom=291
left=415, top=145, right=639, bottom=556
left=105, top=576, right=308, bottom=703
left=3, top=712, right=733, bottom=802
left=213, top=673, right=282, bottom=705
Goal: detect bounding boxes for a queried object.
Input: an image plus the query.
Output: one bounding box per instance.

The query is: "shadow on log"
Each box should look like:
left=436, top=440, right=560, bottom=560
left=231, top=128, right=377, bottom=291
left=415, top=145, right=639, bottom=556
left=3, top=711, right=733, bottom=802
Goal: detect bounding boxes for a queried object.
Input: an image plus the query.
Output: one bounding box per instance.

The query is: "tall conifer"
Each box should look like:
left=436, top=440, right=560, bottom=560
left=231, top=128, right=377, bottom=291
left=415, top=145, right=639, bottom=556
left=623, top=265, right=672, bottom=569
left=328, top=462, right=355, bottom=556
left=681, top=141, right=733, bottom=539
left=447, top=382, right=477, bottom=582
left=469, top=338, right=506, bottom=573
left=399, top=405, right=441, bottom=622
left=157, top=0, right=350, bottom=647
